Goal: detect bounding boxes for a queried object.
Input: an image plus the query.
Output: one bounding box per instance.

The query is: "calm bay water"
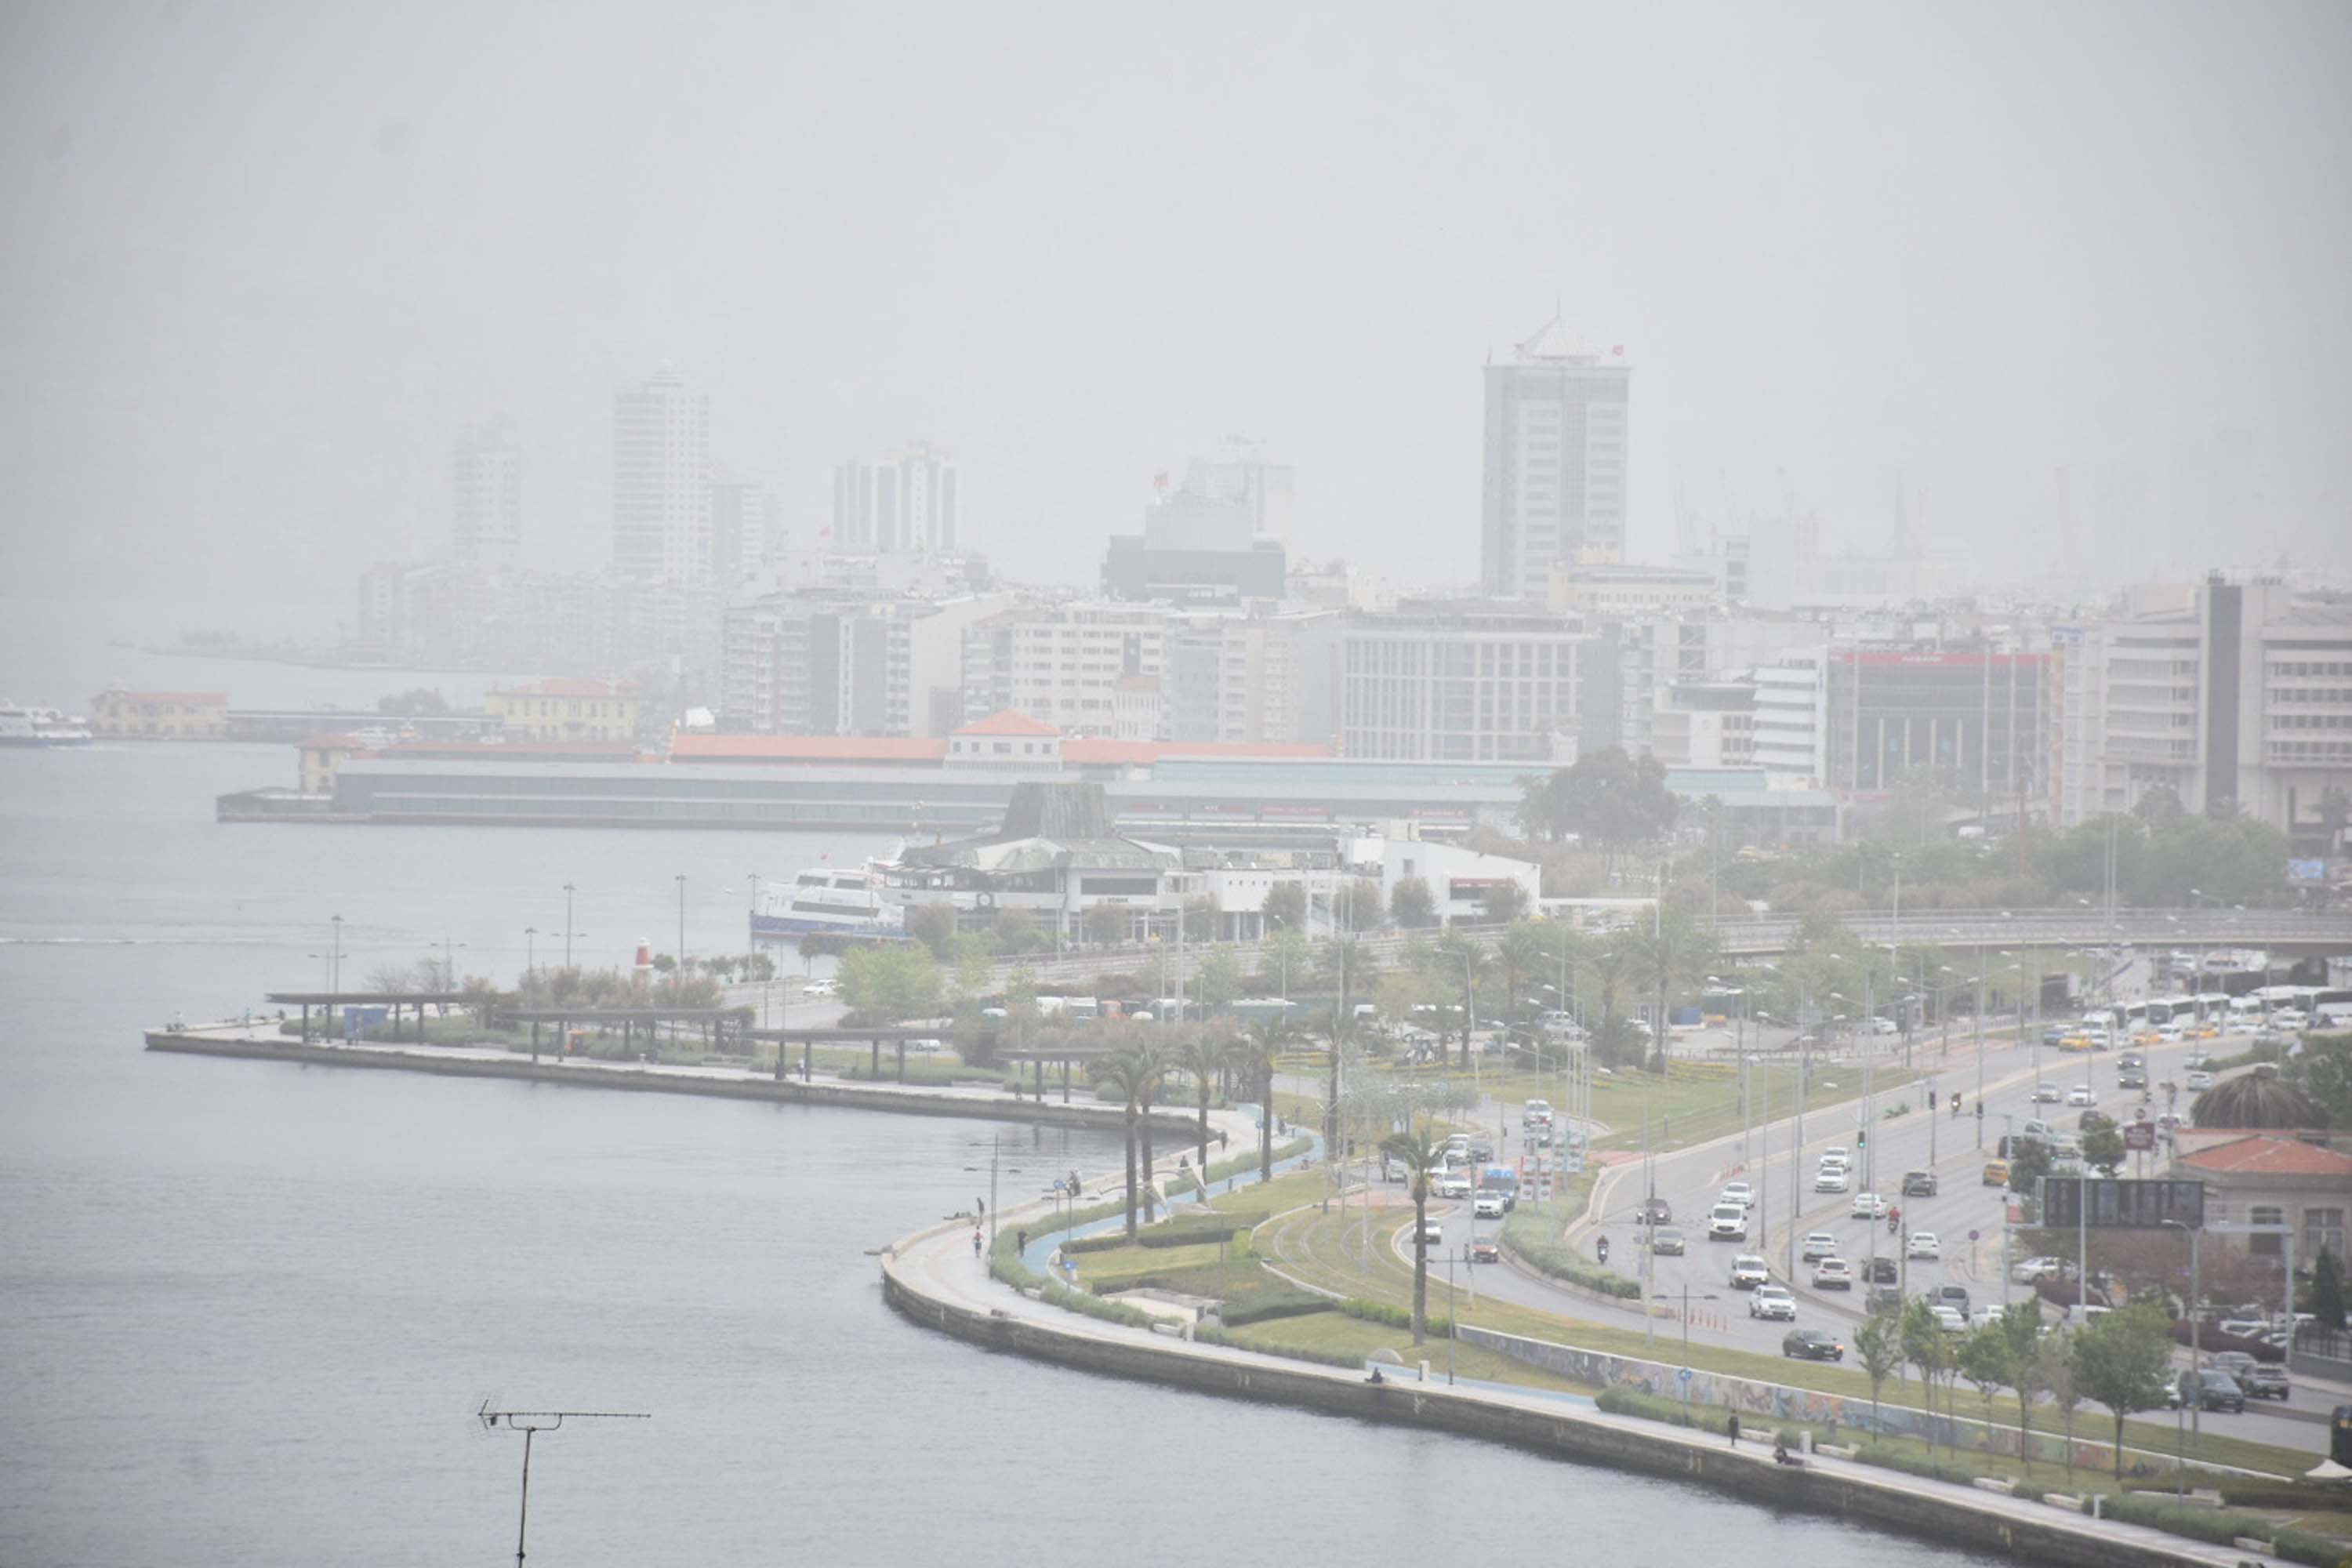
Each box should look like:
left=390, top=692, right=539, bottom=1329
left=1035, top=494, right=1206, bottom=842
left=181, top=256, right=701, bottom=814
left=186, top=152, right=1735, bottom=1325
left=0, top=735, right=2003, bottom=1566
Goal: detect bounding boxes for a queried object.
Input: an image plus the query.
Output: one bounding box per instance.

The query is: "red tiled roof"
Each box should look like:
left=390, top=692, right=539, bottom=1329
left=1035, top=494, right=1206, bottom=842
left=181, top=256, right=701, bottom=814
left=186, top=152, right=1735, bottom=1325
left=955, top=710, right=1062, bottom=738
left=2179, top=1135, right=2352, bottom=1177
left=670, top=734, right=948, bottom=764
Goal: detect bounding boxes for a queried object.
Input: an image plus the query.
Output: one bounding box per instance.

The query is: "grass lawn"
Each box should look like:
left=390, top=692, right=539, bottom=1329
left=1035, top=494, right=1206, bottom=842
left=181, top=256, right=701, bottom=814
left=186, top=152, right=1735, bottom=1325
left=1589, top=1062, right=1926, bottom=1155
left=1221, top=1310, right=1593, bottom=1392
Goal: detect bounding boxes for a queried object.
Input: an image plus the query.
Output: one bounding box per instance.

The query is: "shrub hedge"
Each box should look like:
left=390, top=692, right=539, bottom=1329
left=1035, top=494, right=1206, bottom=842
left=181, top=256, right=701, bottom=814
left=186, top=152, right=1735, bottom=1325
left=1501, top=1204, right=1642, bottom=1298
left=1218, top=1291, right=1332, bottom=1327
left=1336, top=1298, right=1454, bottom=1338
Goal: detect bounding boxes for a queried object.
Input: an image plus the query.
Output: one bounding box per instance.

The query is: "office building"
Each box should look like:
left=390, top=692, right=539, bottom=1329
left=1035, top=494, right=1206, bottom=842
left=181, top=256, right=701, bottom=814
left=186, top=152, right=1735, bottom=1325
left=1752, top=648, right=1831, bottom=786
left=1650, top=681, right=1758, bottom=770
left=834, top=441, right=959, bottom=554
left=1824, top=648, right=2050, bottom=799
left=710, top=481, right=782, bottom=587
left=960, top=604, right=1170, bottom=735
left=452, top=420, right=521, bottom=566
left=612, top=368, right=712, bottom=583
left=2055, top=576, right=2352, bottom=838
left=1302, top=602, right=1587, bottom=762
left=1480, top=317, right=1632, bottom=599
left=1103, top=473, right=1287, bottom=604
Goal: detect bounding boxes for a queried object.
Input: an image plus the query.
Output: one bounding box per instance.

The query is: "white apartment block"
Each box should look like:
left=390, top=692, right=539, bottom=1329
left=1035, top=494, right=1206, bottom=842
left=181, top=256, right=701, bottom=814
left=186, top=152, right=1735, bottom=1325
left=1480, top=317, right=1631, bottom=599
left=834, top=441, right=958, bottom=554
left=962, top=604, right=1169, bottom=736
left=452, top=419, right=521, bottom=566
left=1311, top=604, right=1585, bottom=762
left=612, top=368, right=711, bottom=583
left=2056, top=578, right=2352, bottom=837
left=1752, top=648, right=1830, bottom=786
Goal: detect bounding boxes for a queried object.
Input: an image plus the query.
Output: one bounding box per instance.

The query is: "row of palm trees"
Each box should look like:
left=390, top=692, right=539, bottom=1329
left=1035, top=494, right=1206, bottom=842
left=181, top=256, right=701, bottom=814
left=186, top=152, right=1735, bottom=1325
left=1090, top=1020, right=1292, bottom=1240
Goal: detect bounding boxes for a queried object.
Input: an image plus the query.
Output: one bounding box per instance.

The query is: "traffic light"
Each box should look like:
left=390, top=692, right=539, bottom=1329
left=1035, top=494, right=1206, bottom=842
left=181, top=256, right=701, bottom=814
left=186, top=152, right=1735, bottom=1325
left=1857, top=1129, right=1867, bottom=1148
left=1928, top=1089, right=1937, bottom=1109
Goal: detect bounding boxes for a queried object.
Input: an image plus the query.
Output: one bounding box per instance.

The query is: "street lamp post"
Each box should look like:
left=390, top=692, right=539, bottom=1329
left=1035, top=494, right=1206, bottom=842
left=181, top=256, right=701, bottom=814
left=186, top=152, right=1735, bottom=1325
left=329, top=913, right=344, bottom=998
left=524, top=927, right=537, bottom=982
left=1653, top=1287, right=1720, bottom=1389
left=2163, top=1217, right=2202, bottom=1450
left=674, top=874, right=688, bottom=995
left=563, top=884, right=577, bottom=970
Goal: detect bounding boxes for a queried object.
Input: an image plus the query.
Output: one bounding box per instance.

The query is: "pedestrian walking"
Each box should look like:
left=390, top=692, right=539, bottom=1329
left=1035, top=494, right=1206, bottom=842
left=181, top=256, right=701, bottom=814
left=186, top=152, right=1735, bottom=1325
left=1017, top=1229, right=1028, bottom=1254
left=1727, top=1412, right=1740, bottom=1447
left=972, top=1228, right=982, bottom=1258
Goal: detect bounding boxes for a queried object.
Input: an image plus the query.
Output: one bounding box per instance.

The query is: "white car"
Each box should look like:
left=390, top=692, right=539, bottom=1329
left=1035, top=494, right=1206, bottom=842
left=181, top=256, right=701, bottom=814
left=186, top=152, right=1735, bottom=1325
left=1435, top=1174, right=1473, bottom=1200
left=1730, top=1254, right=1770, bottom=1289
left=1814, top=1167, right=1850, bottom=1193
left=1709, top=1204, right=1750, bottom=1242
left=1851, top=1192, right=1887, bottom=1220
left=1719, top=1181, right=1755, bottom=1210
left=2185, top=1070, right=2215, bottom=1091
left=802, top=977, right=839, bottom=998
left=2033, top=1083, right=2063, bottom=1104
left=1931, top=1305, right=1969, bottom=1334
left=1819, top=1145, right=1851, bottom=1168
left=1748, top=1285, right=1796, bottom=1320
left=2012, top=1256, right=2068, bottom=1283
left=1472, top=1189, right=1505, bottom=1219
left=2067, top=1086, right=2096, bottom=1107
left=1812, top=1257, right=1853, bottom=1290
left=1418, top=1218, right=1445, bottom=1247
left=1801, top=1231, right=1839, bottom=1261
left=1907, top=1232, right=1942, bottom=1261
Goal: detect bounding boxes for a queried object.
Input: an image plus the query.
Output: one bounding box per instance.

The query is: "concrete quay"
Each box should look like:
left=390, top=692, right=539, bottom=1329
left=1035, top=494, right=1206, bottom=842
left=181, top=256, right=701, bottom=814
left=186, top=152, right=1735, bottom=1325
left=143, top=1022, right=1199, bottom=1138
left=884, top=1189, right=2302, bottom=1568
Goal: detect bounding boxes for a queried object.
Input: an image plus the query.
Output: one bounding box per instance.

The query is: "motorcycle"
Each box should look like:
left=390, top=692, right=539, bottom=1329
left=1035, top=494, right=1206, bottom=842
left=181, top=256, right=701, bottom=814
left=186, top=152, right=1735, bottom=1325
left=1595, top=1236, right=1610, bottom=1265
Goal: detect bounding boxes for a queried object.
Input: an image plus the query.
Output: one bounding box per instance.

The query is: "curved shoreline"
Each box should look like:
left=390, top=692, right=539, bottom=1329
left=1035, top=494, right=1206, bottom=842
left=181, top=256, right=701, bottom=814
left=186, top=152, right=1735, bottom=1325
left=882, top=1201, right=2280, bottom=1568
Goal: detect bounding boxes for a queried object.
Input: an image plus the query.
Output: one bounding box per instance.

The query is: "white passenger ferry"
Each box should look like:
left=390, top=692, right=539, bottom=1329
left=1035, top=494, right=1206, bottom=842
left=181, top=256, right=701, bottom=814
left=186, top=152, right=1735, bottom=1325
left=750, top=866, right=909, bottom=940
left=0, top=702, right=94, bottom=746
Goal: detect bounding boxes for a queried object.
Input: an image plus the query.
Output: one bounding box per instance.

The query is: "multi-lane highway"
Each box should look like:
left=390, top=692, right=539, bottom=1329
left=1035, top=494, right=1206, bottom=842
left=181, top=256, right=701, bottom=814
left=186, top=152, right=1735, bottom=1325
left=1402, top=1024, right=2338, bottom=1451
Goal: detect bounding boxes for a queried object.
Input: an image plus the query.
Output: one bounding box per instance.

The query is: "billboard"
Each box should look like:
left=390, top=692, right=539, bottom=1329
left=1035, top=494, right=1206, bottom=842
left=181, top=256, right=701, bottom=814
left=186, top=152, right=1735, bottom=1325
left=2288, top=858, right=2328, bottom=885
left=2123, top=1122, right=2157, bottom=1152
left=2040, top=1176, right=2205, bottom=1230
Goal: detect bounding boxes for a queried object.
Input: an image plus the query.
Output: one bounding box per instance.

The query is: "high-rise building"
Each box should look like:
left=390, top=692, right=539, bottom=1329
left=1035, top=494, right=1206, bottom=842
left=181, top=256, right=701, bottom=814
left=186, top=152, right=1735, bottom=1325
left=2054, top=576, right=2352, bottom=837
left=452, top=420, right=521, bottom=566
left=710, top=481, right=782, bottom=587
left=1824, top=648, right=2049, bottom=799
left=612, top=368, right=712, bottom=583
left=1752, top=648, right=1831, bottom=787
left=833, top=441, right=959, bottom=554
left=1480, top=318, right=1632, bottom=599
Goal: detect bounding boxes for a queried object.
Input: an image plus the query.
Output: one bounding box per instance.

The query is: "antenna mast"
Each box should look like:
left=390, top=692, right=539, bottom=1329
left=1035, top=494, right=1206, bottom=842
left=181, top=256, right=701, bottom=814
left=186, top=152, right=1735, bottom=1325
left=476, top=1402, right=651, bottom=1566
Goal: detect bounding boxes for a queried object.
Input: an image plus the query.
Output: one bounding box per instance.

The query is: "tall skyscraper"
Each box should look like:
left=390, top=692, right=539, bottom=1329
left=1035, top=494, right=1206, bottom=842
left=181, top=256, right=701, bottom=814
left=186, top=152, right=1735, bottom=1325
left=452, top=419, right=521, bottom=566
left=710, top=481, right=782, bottom=586
left=833, top=441, right=958, bottom=554
left=612, top=367, right=712, bottom=582
left=1480, top=318, right=1632, bottom=599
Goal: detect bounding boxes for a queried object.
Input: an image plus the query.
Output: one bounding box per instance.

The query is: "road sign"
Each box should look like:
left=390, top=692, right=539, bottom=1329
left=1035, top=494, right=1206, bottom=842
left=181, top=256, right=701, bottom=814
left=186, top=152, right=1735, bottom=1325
left=2041, top=1176, right=2205, bottom=1230
left=1678, top=1367, right=1693, bottom=1383
left=1968, top=1229, right=1980, bottom=1243
left=2124, top=1122, right=2156, bottom=1152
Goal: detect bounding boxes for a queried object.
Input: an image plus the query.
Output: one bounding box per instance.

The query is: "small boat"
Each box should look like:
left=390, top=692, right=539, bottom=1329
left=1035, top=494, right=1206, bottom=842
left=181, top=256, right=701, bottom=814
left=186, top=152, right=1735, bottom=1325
left=0, top=702, right=94, bottom=747
left=751, top=866, right=909, bottom=940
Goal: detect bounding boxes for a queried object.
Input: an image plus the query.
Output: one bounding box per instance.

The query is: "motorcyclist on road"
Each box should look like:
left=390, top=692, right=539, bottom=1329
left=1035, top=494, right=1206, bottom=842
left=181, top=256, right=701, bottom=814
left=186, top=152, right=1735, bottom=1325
left=1595, top=1234, right=1610, bottom=1265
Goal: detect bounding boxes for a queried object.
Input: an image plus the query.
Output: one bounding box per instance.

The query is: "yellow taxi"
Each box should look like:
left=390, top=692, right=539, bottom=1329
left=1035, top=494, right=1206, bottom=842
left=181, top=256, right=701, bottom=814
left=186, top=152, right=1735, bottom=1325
left=1982, top=1159, right=2011, bottom=1186
left=2059, top=1033, right=2096, bottom=1053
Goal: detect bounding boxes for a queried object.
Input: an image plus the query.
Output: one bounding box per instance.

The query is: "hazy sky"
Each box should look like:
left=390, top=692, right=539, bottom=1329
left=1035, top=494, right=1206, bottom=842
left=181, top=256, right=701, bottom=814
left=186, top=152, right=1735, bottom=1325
left=3, top=0, right=2348, bottom=608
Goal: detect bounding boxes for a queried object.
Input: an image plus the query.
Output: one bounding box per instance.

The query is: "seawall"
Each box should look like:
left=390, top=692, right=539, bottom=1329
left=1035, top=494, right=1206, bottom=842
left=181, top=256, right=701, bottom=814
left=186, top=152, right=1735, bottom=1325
left=143, top=1030, right=1196, bottom=1138
left=882, top=1223, right=2245, bottom=1568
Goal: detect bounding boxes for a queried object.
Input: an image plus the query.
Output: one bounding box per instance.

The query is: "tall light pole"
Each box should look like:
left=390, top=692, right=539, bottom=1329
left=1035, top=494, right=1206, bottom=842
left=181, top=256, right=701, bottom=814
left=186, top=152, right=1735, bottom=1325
left=524, top=927, right=538, bottom=983
left=2164, top=1217, right=2202, bottom=1447
left=329, top=913, right=344, bottom=996
left=563, top=883, right=577, bottom=970
left=674, top=873, right=687, bottom=994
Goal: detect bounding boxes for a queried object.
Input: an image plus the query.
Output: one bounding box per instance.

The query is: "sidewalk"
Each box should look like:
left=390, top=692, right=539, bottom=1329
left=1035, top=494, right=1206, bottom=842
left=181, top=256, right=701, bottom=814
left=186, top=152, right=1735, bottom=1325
left=886, top=1189, right=2301, bottom=1568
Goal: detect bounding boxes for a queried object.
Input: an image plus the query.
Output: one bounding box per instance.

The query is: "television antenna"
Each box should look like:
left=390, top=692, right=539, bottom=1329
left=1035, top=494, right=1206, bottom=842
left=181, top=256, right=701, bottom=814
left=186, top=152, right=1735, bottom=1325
left=475, top=1401, right=651, bottom=1566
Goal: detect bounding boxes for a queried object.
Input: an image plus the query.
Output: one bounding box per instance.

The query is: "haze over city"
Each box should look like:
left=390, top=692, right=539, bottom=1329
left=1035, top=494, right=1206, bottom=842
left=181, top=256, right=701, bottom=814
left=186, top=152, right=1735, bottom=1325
left=4, top=0, right=2349, bottom=608
left=8, top=7, right=2352, bottom=1568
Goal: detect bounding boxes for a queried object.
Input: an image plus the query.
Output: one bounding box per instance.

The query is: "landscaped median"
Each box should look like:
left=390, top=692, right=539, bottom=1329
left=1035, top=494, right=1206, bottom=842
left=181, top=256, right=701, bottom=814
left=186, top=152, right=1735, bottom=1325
left=886, top=1196, right=2320, bottom=1568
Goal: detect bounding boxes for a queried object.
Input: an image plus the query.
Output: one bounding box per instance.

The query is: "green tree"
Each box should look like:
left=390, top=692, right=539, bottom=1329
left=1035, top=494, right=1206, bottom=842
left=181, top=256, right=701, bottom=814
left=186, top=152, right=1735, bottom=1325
left=1632, top=907, right=1718, bottom=1073
left=1518, top=748, right=1679, bottom=848
left=1899, top=1299, right=1955, bottom=1453
left=1182, top=895, right=1221, bottom=943
left=2310, top=1247, right=2346, bottom=1330
left=2292, top=1032, right=2352, bottom=1130
left=1260, top=881, right=1307, bottom=933
left=376, top=686, right=451, bottom=716
left=1123, top=1035, right=1173, bottom=1224
left=2071, top=1302, right=2176, bottom=1476
left=1334, top=877, right=1385, bottom=932
left=1233, top=1020, right=1287, bottom=1182
left=1958, top=1323, right=2016, bottom=1440
left=1194, top=946, right=1243, bottom=1010
left=1497, top=920, right=1553, bottom=1025
left=1083, top=902, right=1131, bottom=947
left=904, top=902, right=958, bottom=960
left=1436, top=928, right=1490, bottom=1070
left=990, top=906, right=1041, bottom=953
left=1380, top=1123, right=1447, bottom=1345
left=1095, top=1047, right=1153, bottom=1240
left=837, top=943, right=942, bottom=1021
left=1261, top=927, right=1312, bottom=997
left=1853, top=1308, right=1904, bottom=1428
left=1174, top=1029, right=1232, bottom=1178
left=1580, top=929, right=1641, bottom=1068
left=1390, top=875, right=1436, bottom=929
left=2082, top=1123, right=2127, bottom=1177
left=1995, top=1300, right=2049, bottom=1473
left=1481, top=880, right=1530, bottom=924
left=2036, top=1331, right=2083, bottom=1482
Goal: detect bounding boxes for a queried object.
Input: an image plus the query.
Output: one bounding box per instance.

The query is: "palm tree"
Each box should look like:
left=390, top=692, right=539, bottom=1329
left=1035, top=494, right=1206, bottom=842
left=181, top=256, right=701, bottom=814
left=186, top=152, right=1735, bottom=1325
left=1096, top=1048, right=1152, bottom=1240
left=1319, top=937, right=1376, bottom=1146
left=1123, top=1035, right=1173, bottom=1224
left=1174, top=1027, right=1232, bottom=1184
left=1498, top=920, right=1552, bottom=1031
left=1380, top=1123, right=1447, bottom=1345
left=1436, top=928, right=1490, bottom=1070
left=1580, top=930, right=1639, bottom=1067
left=2191, top=1067, right=2322, bottom=1129
left=1232, top=1019, right=1287, bottom=1182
